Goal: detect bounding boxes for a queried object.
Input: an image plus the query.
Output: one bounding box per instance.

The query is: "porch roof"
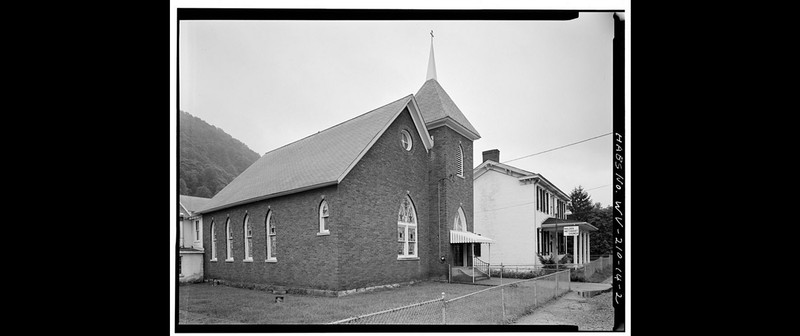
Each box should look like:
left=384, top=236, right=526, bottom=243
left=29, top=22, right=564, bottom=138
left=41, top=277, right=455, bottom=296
left=450, top=230, right=493, bottom=244
left=540, top=218, right=598, bottom=232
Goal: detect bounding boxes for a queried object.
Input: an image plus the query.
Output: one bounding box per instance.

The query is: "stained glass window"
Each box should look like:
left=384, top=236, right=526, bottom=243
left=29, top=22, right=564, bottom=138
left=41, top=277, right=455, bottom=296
left=397, top=196, right=418, bottom=258
left=244, top=215, right=253, bottom=261
left=319, top=201, right=330, bottom=233
left=266, top=212, right=277, bottom=261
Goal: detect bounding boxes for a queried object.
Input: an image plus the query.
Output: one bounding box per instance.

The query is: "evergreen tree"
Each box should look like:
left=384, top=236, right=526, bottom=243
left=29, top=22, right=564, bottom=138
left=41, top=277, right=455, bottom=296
left=568, top=186, right=593, bottom=222
left=585, top=203, right=613, bottom=257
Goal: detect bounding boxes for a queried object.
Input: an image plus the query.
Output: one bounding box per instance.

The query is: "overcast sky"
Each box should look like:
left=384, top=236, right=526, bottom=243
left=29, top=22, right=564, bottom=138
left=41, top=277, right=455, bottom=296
left=179, top=12, right=617, bottom=207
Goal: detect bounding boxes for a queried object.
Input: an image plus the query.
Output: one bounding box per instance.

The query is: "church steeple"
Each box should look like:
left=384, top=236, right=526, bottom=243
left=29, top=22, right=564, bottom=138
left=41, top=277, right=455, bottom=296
left=426, top=30, right=437, bottom=81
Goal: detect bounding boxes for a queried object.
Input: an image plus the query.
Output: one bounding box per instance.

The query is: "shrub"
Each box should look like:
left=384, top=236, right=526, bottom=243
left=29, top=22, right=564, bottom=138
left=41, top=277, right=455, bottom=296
left=537, top=253, right=572, bottom=269
left=491, top=267, right=548, bottom=279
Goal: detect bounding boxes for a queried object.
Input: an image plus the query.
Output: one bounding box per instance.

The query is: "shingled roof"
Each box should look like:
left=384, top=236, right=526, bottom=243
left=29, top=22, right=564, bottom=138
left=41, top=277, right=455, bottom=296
left=179, top=195, right=211, bottom=217
left=197, top=95, right=431, bottom=214
left=415, top=79, right=481, bottom=140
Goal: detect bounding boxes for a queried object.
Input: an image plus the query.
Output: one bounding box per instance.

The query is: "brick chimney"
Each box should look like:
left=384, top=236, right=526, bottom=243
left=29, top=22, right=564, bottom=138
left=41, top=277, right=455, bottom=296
left=482, top=149, right=499, bottom=163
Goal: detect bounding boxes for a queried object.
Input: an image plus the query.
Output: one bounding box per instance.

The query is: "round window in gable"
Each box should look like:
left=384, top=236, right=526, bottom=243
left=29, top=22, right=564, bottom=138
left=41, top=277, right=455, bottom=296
left=400, top=130, right=413, bottom=151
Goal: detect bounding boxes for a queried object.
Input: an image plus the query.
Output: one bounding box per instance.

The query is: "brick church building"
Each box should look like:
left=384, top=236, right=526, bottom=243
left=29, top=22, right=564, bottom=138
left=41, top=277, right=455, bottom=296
left=194, top=39, right=490, bottom=294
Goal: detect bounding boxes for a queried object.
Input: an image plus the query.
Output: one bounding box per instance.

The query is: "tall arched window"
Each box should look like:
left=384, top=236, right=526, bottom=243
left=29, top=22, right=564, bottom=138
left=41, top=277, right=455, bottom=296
left=397, top=196, right=418, bottom=258
left=454, top=207, right=466, bottom=231
left=210, top=221, right=217, bottom=261
left=265, top=211, right=277, bottom=262
left=225, top=218, right=233, bottom=261
left=319, top=200, right=330, bottom=234
left=243, top=215, right=253, bottom=262
left=456, top=144, right=464, bottom=177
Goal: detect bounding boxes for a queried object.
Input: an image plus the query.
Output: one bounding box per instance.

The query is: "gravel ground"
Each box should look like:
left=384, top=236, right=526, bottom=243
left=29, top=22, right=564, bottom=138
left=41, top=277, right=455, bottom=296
left=513, top=278, right=614, bottom=330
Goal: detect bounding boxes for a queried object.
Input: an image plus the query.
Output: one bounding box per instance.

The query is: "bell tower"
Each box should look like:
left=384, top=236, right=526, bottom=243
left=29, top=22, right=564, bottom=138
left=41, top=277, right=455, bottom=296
left=416, top=31, right=481, bottom=278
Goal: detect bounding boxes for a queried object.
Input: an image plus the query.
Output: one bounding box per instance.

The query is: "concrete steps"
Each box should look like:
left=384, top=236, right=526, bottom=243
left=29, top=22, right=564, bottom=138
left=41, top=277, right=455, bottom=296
left=451, top=267, right=490, bottom=282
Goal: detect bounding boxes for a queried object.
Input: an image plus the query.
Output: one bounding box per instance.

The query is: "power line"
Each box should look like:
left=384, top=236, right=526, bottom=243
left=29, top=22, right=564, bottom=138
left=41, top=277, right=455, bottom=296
left=585, top=184, right=611, bottom=191
left=501, top=132, right=613, bottom=164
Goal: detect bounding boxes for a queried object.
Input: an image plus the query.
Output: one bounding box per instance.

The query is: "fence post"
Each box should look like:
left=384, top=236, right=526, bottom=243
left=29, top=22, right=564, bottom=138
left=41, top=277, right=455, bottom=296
left=500, top=263, right=503, bottom=285
left=568, top=269, right=571, bottom=293
left=448, top=264, right=451, bottom=284
left=534, top=279, right=538, bottom=307
left=501, top=288, right=506, bottom=324
left=555, top=270, right=559, bottom=292
left=568, top=268, right=571, bottom=291
left=441, top=292, right=446, bottom=324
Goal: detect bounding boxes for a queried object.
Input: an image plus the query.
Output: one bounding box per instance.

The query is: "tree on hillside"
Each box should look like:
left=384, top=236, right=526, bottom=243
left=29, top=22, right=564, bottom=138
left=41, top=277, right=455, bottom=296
left=179, top=110, right=260, bottom=198
left=195, top=186, right=213, bottom=198
left=568, top=186, right=593, bottom=222
left=585, top=202, right=613, bottom=257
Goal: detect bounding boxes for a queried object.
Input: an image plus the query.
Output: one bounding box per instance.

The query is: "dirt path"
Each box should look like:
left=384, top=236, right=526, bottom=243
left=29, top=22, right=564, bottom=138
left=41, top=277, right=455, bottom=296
left=512, top=278, right=614, bottom=330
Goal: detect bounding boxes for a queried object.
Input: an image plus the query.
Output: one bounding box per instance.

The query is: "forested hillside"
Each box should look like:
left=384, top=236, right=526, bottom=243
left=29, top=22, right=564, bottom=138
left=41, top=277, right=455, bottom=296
left=179, top=110, right=261, bottom=198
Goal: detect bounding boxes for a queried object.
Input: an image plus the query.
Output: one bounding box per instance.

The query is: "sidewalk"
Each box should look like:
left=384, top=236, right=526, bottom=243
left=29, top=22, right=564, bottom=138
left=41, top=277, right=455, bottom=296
left=512, top=276, right=614, bottom=329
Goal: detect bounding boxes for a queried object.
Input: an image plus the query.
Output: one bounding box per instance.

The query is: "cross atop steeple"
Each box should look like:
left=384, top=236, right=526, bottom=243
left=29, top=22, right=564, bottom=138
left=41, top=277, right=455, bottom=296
left=426, top=30, right=437, bottom=81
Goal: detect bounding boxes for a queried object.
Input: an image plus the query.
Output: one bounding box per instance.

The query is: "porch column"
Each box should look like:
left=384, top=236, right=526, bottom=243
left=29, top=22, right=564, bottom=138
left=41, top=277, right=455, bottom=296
left=573, top=232, right=578, bottom=265
left=584, top=232, right=589, bottom=264
left=586, top=232, right=591, bottom=263
left=582, top=232, right=587, bottom=265
left=581, top=232, right=586, bottom=264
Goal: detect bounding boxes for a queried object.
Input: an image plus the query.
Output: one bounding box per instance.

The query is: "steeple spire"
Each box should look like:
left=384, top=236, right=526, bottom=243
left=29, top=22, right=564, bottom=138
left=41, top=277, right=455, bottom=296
left=426, top=30, right=437, bottom=81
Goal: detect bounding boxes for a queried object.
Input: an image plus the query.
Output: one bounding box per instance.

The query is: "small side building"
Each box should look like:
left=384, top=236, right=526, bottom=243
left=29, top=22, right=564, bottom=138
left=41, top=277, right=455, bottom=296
left=473, top=149, right=596, bottom=267
left=179, top=195, right=210, bottom=283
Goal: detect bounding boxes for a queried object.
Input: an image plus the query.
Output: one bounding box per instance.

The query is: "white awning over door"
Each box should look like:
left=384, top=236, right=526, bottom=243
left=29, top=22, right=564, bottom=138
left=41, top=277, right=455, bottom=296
left=450, top=230, right=493, bottom=244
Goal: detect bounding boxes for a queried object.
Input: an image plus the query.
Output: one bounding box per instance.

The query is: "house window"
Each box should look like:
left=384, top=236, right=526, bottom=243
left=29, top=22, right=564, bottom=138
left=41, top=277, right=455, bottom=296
left=319, top=200, right=330, bottom=235
left=225, top=219, right=233, bottom=262
left=244, top=215, right=253, bottom=262
left=456, top=144, right=464, bottom=177
left=400, top=130, right=413, bottom=151
left=210, top=221, right=217, bottom=261
left=194, top=220, right=201, bottom=242
left=454, top=207, right=466, bottom=231
left=397, top=196, right=418, bottom=258
left=266, top=211, right=277, bottom=262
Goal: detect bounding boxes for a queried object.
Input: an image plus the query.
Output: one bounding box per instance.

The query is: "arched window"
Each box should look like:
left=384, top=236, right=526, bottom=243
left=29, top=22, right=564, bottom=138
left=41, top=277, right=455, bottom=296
left=319, top=200, right=330, bottom=234
left=266, top=211, right=277, bottom=262
left=397, top=196, right=418, bottom=258
left=243, top=215, right=253, bottom=261
left=225, top=218, right=233, bottom=261
left=454, top=207, right=466, bottom=231
left=456, top=144, right=464, bottom=177
left=210, top=221, right=217, bottom=261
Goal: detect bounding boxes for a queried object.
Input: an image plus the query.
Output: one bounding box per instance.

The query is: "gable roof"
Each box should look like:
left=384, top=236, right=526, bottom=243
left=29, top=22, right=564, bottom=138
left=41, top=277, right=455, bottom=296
left=474, top=160, right=570, bottom=200
left=196, top=95, right=432, bottom=214
left=415, top=79, right=481, bottom=140
left=179, top=195, right=211, bottom=217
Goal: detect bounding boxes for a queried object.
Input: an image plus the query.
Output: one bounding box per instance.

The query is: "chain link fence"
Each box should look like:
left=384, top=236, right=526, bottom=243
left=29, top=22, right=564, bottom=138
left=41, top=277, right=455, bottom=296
left=582, top=255, right=612, bottom=278
left=329, top=269, right=571, bottom=324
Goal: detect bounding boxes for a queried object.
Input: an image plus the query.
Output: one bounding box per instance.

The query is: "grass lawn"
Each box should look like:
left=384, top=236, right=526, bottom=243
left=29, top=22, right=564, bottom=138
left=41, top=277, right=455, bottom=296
left=178, top=280, right=486, bottom=324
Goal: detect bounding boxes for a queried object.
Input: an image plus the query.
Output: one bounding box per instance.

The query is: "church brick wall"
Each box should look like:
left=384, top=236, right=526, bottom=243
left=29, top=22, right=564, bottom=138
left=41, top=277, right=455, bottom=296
left=335, top=107, right=431, bottom=290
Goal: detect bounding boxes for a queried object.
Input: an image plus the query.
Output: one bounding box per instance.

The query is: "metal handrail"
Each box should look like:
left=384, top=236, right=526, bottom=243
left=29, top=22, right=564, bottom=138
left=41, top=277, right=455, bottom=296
left=473, top=257, right=490, bottom=283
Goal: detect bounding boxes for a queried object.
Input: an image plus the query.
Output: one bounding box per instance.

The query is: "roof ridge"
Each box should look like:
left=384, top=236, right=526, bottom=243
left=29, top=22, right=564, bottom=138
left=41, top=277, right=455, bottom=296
left=261, top=94, right=414, bottom=157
